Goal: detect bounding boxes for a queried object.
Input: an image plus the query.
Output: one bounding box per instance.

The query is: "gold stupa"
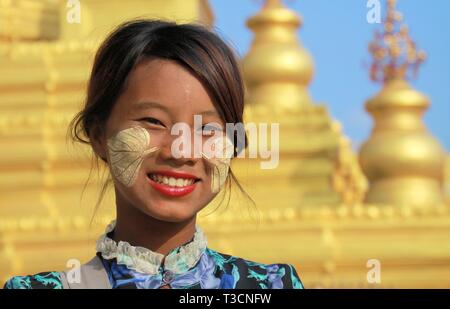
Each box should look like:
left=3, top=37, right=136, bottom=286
left=0, top=0, right=449, bottom=288
left=237, top=0, right=361, bottom=207
left=359, top=0, right=446, bottom=208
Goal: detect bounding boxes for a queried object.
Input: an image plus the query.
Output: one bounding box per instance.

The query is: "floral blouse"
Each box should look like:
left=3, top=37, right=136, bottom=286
left=3, top=221, right=303, bottom=289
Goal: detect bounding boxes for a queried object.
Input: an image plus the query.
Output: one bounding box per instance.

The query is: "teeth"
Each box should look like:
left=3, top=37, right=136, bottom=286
left=150, top=174, right=196, bottom=187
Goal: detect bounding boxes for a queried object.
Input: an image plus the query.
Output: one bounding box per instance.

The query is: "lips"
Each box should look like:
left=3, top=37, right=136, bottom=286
left=146, top=170, right=201, bottom=197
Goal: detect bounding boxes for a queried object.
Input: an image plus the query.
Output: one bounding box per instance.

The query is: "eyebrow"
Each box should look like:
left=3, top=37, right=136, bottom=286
left=134, top=101, right=219, bottom=116
left=134, top=101, right=170, bottom=112
left=200, top=109, right=220, bottom=116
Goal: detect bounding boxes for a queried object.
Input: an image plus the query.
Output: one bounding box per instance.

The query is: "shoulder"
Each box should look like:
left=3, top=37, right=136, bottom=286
left=3, top=271, right=63, bottom=289
left=205, top=248, right=304, bottom=289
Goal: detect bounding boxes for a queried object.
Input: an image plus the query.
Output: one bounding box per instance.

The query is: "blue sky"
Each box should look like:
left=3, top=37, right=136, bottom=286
left=209, top=0, right=450, bottom=152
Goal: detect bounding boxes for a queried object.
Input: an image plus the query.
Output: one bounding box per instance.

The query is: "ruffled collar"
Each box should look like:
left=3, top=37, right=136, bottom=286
left=96, top=220, right=207, bottom=275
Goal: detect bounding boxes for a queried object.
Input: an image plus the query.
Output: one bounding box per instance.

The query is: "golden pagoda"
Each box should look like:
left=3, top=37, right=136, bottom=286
left=237, top=0, right=357, bottom=208
left=359, top=0, right=446, bottom=209
left=0, top=0, right=449, bottom=288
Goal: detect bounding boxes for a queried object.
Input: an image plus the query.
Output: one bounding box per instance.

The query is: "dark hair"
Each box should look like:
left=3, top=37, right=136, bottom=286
left=68, top=19, right=254, bottom=219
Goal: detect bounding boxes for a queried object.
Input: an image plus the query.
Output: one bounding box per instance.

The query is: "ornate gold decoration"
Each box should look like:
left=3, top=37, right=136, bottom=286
left=331, top=122, right=368, bottom=205
left=369, top=0, right=426, bottom=83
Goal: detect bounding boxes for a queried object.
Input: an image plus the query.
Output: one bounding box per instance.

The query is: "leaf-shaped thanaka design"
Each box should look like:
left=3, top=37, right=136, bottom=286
left=201, top=136, right=234, bottom=193
left=107, top=126, right=159, bottom=187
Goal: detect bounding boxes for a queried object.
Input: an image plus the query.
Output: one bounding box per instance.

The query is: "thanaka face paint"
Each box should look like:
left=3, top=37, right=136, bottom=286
left=107, top=126, right=159, bottom=187
left=201, top=136, right=234, bottom=193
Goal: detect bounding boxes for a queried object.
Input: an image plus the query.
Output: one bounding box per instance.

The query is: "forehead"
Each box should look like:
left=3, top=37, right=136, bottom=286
left=123, top=58, right=216, bottom=114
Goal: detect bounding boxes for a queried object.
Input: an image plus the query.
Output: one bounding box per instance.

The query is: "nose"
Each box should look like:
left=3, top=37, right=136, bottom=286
left=157, top=131, right=201, bottom=166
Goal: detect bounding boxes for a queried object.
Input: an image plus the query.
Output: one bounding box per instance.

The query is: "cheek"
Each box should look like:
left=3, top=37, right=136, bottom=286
left=107, top=126, right=159, bottom=187
left=201, top=157, right=230, bottom=194
left=201, top=136, right=233, bottom=194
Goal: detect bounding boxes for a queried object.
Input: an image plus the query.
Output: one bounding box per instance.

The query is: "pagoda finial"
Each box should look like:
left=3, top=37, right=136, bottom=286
left=263, top=0, right=282, bottom=8
left=368, top=0, right=426, bottom=83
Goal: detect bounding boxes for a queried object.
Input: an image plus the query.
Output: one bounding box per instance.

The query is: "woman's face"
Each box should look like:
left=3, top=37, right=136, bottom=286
left=96, top=58, right=230, bottom=223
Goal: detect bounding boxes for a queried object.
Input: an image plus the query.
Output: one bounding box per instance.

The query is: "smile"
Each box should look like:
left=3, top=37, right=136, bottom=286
left=147, top=170, right=200, bottom=197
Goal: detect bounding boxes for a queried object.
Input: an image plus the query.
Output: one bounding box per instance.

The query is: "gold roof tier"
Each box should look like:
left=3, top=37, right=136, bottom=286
left=359, top=0, right=446, bottom=208
left=58, top=0, right=214, bottom=42
left=0, top=0, right=60, bottom=42
left=0, top=0, right=214, bottom=43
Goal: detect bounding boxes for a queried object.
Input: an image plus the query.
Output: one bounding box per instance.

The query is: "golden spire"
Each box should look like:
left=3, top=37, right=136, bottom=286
left=263, top=0, right=282, bottom=8
left=242, top=0, right=314, bottom=111
left=236, top=0, right=344, bottom=208
left=359, top=0, right=446, bottom=208
left=368, top=0, right=426, bottom=83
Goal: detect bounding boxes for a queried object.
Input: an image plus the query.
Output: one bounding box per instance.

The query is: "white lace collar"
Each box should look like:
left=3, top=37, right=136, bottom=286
left=96, top=220, right=208, bottom=275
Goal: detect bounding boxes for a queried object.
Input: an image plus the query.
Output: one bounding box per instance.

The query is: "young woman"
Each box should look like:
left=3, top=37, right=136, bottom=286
left=4, top=20, right=303, bottom=289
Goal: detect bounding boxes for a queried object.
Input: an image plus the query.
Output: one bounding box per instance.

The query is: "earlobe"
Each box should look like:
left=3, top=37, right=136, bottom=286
left=92, top=139, right=108, bottom=163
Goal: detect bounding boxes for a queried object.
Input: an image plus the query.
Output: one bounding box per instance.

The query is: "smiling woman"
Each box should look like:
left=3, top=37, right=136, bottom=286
left=3, top=19, right=303, bottom=289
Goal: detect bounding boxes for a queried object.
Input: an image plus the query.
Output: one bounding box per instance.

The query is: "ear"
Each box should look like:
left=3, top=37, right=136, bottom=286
left=90, top=124, right=108, bottom=163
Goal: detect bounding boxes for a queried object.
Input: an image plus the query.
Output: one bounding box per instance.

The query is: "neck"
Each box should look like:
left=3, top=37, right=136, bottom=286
left=112, top=193, right=197, bottom=256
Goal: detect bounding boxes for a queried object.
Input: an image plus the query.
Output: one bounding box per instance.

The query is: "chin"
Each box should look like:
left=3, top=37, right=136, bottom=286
left=139, top=201, right=199, bottom=223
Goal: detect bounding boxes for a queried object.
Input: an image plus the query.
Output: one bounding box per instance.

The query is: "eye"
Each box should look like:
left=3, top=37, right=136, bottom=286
left=201, top=124, right=222, bottom=135
left=141, top=117, right=165, bottom=127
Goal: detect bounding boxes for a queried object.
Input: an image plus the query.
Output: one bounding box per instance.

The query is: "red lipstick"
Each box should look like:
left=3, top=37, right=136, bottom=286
left=147, top=170, right=200, bottom=197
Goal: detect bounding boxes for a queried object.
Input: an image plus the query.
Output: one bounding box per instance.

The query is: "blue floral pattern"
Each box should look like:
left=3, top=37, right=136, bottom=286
left=3, top=248, right=303, bottom=289
left=97, top=247, right=303, bottom=289
left=3, top=272, right=62, bottom=289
